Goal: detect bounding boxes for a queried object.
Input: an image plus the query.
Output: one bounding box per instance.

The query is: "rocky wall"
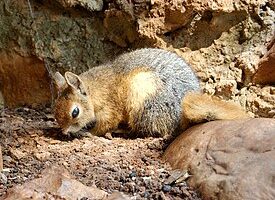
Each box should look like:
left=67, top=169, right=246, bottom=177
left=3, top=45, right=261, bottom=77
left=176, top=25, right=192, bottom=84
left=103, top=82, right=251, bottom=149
left=0, top=0, right=123, bottom=107
left=0, top=0, right=274, bottom=117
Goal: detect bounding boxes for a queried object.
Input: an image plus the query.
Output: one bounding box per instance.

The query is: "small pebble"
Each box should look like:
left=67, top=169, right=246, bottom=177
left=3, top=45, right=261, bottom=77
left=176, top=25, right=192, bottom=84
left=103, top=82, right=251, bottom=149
left=162, top=184, right=172, bottom=192
left=143, top=191, right=150, bottom=198
left=0, top=173, right=8, bottom=184
left=104, top=132, right=113, bottom=140
left=129, top=171, right=137, bottom=178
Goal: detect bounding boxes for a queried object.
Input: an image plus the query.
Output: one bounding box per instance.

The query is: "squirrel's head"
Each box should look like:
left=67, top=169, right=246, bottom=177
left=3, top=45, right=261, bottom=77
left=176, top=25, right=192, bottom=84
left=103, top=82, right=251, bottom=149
left=53, top=72, right=96, bottom=135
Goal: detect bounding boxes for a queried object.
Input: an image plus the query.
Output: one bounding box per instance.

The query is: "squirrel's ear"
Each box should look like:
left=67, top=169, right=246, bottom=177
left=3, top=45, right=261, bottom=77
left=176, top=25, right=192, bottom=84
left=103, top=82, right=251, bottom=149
left=64, top=72, right=87, bottom=96
left=53, top=72, right=67, bottom=92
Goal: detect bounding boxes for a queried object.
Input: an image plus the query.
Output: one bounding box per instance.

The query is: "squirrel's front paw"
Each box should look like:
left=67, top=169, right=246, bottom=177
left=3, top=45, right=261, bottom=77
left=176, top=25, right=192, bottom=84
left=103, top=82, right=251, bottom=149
left=104, top=132, right=113, bottom=140
left=69, top=131, right=93, bottom=138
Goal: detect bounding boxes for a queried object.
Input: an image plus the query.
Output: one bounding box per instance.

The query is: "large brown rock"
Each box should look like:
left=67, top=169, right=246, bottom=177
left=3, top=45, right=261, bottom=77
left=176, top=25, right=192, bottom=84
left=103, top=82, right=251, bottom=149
left=0, top=52, right=52, bottom=108
left=163, top=119, right=275, bottom=200
left=105, top=0, right=268, bottom=49
left=0, top=0, right=122, bottom=107
left=253, top=36, right=275, bottom=85
left=2, top=165, right=108, bottom=200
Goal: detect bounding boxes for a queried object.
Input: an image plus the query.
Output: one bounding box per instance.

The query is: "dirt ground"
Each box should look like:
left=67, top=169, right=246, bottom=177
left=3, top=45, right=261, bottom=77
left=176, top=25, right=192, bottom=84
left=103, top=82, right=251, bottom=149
left=0, top=108, right=201, bottom=199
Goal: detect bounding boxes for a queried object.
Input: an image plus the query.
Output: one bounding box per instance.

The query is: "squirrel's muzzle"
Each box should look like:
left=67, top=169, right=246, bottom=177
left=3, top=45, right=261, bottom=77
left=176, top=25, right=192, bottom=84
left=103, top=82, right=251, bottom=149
left=82, top=119, right=96, bottom=131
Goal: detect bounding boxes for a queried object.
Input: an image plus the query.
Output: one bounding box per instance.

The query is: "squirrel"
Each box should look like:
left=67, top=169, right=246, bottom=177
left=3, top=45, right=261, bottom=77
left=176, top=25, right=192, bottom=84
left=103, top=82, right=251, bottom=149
left=53, top=48, right=249, bottom=137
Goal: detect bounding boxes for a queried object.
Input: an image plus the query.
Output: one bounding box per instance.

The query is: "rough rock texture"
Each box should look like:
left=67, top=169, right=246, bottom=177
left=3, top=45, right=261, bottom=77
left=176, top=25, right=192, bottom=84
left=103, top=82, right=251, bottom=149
left=176, top=11, right=275, bottom=117
left=104, top=0, right=270, bottom=49
left=163, top=119, right=275, bottom=200
left=253, top=35, right=275, bottom=84
left=0, top=0, right=123, bottom=108
left=2, top=165, right=108, bottom=200
left=0, top=0, right=274, bottom=115
left=0, top=52, right=52, bottom=107
left=56, top=0, right=104, bottom=11
left=0, top=146, right=2, bottom=171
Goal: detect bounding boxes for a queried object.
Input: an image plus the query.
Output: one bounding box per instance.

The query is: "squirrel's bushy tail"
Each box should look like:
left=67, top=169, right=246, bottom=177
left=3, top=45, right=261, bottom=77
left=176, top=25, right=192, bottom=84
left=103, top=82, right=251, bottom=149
left=181, top=92, right=250, bottom=129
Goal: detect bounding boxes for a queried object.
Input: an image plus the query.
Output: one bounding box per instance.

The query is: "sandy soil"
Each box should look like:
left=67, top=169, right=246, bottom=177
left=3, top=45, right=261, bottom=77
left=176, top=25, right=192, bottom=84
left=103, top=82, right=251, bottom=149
left=0, top=108, right=201, bottom=199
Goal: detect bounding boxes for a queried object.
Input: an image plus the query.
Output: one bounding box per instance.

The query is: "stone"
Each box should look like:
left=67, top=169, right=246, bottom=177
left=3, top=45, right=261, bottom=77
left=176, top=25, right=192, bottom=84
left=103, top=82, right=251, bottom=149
left=253, top=36, right=275, bottom=85
left=33, top=151, right=51, bottom=161
left=162, top=184, right=172, bottom=193
left=163, top=119, right=275, bottom=200
left=103, top=192, right=129, bottom=200
left=101, top=0, right=269, bottom=49
left=215, top=80, right=237, bottom=98
left=3, top=165, right=108, bottom=200
left=103, top=9, right=138, bottom=47
left=0, top=52, right=52, bottom=108
left=56, top=0, right=103, bottom=11
left=9, top=148, right=27, bottom=160
left=235, top=52, right=260, bottom=85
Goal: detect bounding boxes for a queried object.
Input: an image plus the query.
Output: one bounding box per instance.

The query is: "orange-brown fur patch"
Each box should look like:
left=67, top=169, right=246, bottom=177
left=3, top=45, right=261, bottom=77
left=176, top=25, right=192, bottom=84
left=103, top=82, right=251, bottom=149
left=76, top=70, right=128, bottom=135
left=54, top=96, right=73, bottom=131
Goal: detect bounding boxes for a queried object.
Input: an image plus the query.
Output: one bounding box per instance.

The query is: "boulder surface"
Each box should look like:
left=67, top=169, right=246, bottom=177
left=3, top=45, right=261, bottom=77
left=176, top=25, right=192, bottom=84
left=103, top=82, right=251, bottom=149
left=164, top=119, right=275, bottom=200
left=253, top=36, right=275, bottom=85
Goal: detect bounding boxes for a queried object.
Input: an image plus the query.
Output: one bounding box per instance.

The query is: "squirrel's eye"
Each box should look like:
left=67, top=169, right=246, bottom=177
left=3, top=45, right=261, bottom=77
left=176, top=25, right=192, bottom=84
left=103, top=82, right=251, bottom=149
left=72, top=107, right=79, bottom=118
